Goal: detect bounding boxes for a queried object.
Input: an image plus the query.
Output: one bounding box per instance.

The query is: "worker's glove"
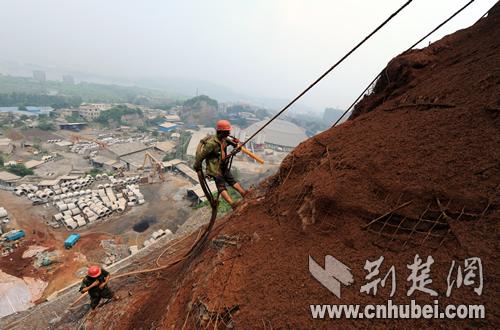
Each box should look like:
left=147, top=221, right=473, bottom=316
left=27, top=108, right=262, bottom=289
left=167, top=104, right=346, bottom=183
left=227, top=137, right=239, bottom=147
left=232, top=146, right=242, bottom=155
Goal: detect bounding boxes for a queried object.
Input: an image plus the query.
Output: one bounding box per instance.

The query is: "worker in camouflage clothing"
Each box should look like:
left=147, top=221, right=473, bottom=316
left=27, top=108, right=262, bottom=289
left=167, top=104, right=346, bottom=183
left=79, top=265, right=114, bottom=309
left=194, top=120, right=247, bottom=208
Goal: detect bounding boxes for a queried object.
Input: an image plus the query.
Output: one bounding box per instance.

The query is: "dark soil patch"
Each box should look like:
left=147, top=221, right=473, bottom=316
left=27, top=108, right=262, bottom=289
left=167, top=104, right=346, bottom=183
left=132, top=215, right=157, bottom=233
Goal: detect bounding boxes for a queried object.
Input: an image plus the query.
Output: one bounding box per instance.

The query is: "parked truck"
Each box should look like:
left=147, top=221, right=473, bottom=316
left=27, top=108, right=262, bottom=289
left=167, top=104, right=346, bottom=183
left=64, top=233, right=81, bottom=249
left=4, top=230, right=26, bottom=242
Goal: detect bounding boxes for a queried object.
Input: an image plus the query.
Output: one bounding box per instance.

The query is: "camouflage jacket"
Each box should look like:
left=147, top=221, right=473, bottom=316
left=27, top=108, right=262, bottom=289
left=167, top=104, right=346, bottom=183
left=193, top=135, right=231, bottom=177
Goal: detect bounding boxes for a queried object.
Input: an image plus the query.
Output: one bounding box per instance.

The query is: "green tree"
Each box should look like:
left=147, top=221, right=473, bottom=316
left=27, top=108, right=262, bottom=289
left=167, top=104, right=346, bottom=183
left=38, top=121, right=55, bottom=130
left=175, top=131, right=192, bottom=160
left=87, top=168, right=103, bottom=177
left=37, top=115, right=56, bottom=131
left=96, top=105, right=143, bottom=126
left=183, top=95, right=218, bottom=108
left=65, top=114, right=84, bottom=122
left=6, top=164, right=34, bottom=177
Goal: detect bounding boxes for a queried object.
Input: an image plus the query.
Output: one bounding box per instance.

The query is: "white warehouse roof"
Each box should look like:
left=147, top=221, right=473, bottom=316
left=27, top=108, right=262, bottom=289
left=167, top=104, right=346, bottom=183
left=242, top=119, right=307, bottom=148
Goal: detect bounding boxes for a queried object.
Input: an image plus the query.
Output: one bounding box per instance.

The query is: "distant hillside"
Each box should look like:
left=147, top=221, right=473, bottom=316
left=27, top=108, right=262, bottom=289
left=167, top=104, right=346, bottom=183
left=0, top=75, right=175, bottom=105
left=135, top=76, right=320, bottom=113
left=179, top=95, right=219, bottom=126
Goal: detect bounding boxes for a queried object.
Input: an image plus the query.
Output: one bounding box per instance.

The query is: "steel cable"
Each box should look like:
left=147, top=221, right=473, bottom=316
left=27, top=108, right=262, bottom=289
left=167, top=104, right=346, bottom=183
left=331, top=0, right=477, bottom=127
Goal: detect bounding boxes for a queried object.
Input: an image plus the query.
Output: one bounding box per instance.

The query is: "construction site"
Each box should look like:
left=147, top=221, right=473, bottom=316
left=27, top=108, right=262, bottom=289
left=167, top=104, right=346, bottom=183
left=0, top=117, right=281, bottom=318
left=0, top=1, right=499, bottom=329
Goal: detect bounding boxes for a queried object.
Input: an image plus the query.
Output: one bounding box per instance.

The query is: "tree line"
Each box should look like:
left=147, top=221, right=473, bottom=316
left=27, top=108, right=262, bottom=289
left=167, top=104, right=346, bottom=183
left=0, top=92, right=82, bottom=109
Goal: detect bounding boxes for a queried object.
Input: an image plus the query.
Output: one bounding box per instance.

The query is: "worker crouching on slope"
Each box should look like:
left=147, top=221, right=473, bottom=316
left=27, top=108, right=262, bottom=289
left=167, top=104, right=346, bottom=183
left=79, top=265, right=114, bottom=309
left=194, top=119, right=247, bottom=208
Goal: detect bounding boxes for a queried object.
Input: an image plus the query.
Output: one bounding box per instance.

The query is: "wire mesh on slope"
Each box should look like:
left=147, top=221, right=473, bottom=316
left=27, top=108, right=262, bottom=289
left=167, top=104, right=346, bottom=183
left=365, top=195, right=490, bottom=252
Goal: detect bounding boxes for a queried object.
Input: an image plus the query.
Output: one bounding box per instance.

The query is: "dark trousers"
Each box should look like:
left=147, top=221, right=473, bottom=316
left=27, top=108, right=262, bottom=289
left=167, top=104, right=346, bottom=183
left=213, top=169, right=237, bottom=192
left=89, top=286, right=113, bottom=309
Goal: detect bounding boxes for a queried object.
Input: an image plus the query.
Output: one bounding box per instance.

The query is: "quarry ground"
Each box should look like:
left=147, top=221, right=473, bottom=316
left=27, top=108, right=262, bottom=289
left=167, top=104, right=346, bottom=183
left=0, top=174, right=194, bottom=300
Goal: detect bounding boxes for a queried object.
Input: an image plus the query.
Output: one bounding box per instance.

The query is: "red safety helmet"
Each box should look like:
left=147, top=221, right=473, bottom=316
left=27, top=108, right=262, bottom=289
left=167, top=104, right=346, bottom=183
left=88, top=265, right=101, bottom=278
left=216, top=119, right=231, bottom=131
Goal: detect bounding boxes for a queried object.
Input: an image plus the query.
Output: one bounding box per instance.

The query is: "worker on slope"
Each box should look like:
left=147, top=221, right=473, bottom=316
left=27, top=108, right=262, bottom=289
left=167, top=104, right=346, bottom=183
left=194, top=119, right=247, bottom=208
left=79, top=265, right=114, bottom=309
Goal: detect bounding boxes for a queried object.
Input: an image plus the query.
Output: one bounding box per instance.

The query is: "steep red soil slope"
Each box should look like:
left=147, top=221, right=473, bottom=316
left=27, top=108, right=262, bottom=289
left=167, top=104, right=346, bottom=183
left=72, top=4, right=499, bottom=329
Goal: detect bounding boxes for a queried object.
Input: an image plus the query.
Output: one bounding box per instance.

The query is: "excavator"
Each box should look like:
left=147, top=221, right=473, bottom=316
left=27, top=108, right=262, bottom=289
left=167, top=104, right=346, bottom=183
left=70, top=133, right=108, bottom=149
left=138, top=151, right=165, bottom=182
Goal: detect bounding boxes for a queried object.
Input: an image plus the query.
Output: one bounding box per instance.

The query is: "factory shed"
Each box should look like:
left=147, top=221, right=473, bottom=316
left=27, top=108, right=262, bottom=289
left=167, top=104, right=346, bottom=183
left=187, top=181, right=217, bottom=204
left=0, top=171, right=21, bottom=187
left=173, top=163, right=199, bottom=184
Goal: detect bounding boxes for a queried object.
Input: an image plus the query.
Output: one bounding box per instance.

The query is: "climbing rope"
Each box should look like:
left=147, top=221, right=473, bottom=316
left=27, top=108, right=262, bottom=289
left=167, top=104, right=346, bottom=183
left=331, top=0, right=477, bottom=127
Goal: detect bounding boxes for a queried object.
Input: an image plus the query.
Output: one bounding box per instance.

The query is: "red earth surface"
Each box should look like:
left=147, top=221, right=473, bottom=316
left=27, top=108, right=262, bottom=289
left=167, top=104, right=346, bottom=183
left=59, top=3, right=499, bottom=329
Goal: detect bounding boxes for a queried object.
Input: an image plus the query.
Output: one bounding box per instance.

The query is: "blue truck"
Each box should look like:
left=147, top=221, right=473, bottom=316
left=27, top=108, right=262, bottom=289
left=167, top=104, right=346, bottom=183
left=4, top=230, right=25, bottom=242
left=64, top=233, right=81, bottom=249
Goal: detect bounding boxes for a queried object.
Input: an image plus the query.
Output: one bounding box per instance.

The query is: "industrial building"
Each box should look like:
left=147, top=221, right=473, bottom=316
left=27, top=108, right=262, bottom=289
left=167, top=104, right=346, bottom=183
left=153, top=141, right=175, bottom=154
left=78, top=103, right=112, bottom=121
left=162, top=114, right=181, bottom=122
left=158, top=122, right=178, bottom=132
left=24, top=159, right=44, bottom=170
left=187, top=181, right=217, bottom=204
left=0, top=138, right=14, bottom=154
left=57, top=122, right=87, bottom=131
left=186, top=127, right=215, bottom=157
left=90, top=155, right=124, bottom=171
left=103, top=142, right=158, bottom=171
left=0, top=106, right=53, bottom=117
left=241, top=119, right=307, bottom=151
left=173, top=162, right=199, bottom=184
left=0, top=171, right=21, bottom=187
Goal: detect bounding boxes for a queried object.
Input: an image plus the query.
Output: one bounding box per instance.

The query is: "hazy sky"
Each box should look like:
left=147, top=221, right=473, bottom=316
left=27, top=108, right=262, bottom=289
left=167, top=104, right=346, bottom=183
left=0, top=0, right=496, bottom=110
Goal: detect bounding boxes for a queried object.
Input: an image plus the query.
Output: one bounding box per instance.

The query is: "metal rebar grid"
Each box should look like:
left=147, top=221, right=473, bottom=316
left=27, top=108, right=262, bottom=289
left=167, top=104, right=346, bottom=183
left=365, top=196, right=490, bottom=252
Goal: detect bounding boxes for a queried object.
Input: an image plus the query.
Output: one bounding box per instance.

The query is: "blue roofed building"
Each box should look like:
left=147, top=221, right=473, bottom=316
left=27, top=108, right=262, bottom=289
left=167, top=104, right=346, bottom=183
left=25, top=106, right=54, bottom=115
left=158, top=122, right=178, bottom=132
left=0, top=106, right=54, bottom=116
